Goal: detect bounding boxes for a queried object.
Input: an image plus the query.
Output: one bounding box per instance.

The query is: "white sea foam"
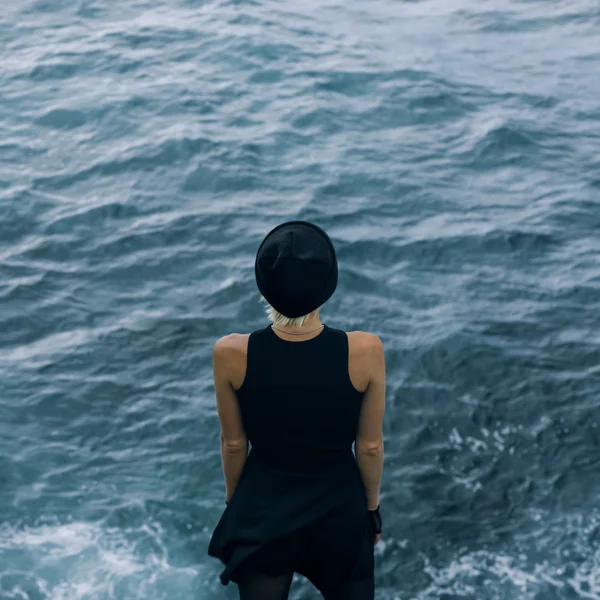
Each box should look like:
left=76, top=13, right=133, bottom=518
left=376, top=511, right=600, bottom=600
left=0, top=520, right=218, bottom=600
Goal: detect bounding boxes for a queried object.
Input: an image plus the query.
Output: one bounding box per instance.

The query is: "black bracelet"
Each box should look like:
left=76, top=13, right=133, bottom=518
left=368, top=505, right=382, bottom=534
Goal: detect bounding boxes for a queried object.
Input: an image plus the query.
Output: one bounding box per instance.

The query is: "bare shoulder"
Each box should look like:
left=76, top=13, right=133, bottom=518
left=346, top=331, right=384, bottom=392
left=213, top=334, right=250, bottom=389
left=347, top=330, right=384, bottom=353
left=213, top=333, right=250, bottom=352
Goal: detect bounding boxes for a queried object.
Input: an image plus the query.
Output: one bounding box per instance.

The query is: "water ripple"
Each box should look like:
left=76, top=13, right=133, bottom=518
left=2, top=0, right=600, bottom=598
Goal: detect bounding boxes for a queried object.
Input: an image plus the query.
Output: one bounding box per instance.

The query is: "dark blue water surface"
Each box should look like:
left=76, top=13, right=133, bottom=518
left=1, top=1, right=600, bottom=598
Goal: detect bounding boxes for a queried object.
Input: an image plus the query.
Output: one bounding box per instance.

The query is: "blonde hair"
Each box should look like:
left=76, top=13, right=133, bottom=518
left=259, top=295, right=320, bottom=328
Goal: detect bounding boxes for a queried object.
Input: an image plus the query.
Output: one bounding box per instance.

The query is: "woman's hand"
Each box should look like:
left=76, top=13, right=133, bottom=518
left=368, top=506, right=382, bottom=545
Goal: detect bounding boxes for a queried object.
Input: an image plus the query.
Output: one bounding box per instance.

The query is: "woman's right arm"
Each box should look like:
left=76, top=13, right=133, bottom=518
left=355, top=334, right=386, bottom=511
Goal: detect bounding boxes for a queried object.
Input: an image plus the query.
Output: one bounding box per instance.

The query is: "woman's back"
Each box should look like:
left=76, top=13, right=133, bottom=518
left=235, top=323, right=365, bottom=473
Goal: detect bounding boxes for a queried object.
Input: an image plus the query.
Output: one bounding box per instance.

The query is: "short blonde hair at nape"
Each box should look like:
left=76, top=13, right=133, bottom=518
left=259, top=296, right=320, bottom=328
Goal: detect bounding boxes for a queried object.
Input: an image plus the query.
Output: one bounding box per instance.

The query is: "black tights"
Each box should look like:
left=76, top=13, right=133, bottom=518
left=237, top=568, right=374, bottom=600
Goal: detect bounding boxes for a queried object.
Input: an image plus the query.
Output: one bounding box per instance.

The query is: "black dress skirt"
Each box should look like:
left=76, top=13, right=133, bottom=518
left=208, top=448, right=374, bottom=593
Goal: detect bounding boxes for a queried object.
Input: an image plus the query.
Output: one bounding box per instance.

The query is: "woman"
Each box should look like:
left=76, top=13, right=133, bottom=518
left=208, top=220, right=386, bottom=600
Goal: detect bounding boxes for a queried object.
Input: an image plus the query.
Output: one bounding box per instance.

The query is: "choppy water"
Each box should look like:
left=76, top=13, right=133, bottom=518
left=2, top=0, right=600, bottom=598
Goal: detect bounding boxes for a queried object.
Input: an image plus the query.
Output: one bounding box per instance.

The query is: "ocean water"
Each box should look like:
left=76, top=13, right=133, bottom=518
left=1, top=0, right=600, bottom=598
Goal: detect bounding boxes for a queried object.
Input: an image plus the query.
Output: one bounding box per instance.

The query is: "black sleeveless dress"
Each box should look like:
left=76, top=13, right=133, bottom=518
left=208, top=323, right=374, bottom=592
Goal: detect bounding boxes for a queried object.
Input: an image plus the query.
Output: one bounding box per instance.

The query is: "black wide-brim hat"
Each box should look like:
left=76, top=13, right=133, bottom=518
left=255, top=220, right=338, bottom=318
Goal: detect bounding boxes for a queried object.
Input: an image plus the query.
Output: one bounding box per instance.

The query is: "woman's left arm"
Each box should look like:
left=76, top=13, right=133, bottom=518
left=213, top=336, right=248, bottom=503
